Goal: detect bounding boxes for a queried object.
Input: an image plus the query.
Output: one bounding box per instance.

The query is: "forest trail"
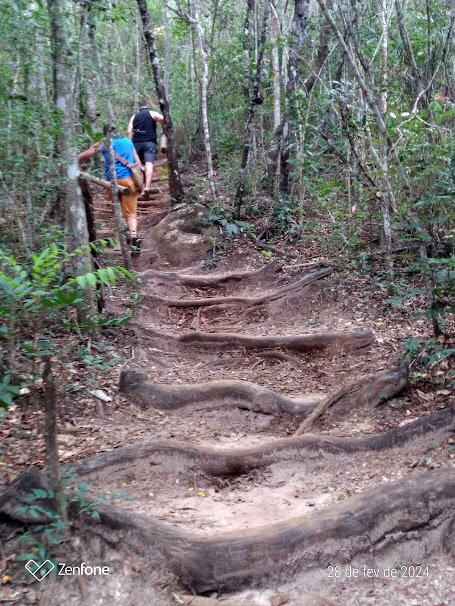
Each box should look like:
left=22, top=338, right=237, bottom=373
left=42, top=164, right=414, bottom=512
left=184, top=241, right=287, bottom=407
left=12, top=195, right=450, bottom=605
left=92, top=157, right=171, bottom=257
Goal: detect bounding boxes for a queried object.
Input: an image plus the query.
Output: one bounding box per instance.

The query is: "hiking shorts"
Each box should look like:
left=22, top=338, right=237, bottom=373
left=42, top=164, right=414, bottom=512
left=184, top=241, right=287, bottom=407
left=134, top=141, right=157, bottom=164
left=107, top=177, right=137, bottom=218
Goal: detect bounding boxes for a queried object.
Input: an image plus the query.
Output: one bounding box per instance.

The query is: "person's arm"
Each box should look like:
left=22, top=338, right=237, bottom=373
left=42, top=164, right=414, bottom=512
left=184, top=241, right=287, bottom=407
left=127, top=115, right=135, bottom=139
left=77, top=142, right=101, bottom=164
left=150, top=110, right=164, bottom=124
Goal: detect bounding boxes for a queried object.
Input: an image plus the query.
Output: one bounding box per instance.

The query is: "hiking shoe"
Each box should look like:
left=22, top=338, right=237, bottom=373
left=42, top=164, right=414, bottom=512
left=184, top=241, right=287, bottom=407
left=130, top=237, right=142, bottom=257
left=137, top=190, right=150, bottom=201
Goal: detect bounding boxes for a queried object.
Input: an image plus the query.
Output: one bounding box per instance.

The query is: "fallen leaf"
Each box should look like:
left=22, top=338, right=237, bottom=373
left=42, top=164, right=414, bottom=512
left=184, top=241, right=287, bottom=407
left=88, top=389, right=112, bottom=403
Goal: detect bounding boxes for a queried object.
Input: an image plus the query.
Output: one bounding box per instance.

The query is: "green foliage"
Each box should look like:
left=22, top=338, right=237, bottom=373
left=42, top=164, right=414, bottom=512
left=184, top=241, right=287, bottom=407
left=204, top=207, right=250, bottom=236
left=0, top=373, right=21, bottom=408
left=16, top=475, right=133, bottom=573
left=404, top=336, right=454, bottom=370
left=0, top=242, right=134, bottom=412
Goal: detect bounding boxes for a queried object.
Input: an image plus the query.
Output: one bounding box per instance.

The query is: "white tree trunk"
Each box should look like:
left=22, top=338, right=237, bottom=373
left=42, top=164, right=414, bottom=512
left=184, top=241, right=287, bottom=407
left=270, top=4, right=281, bottom=130
left=379, top=0, right=393, bottom=278
left=47, top=0, right=93, bottom=320
left=188, top=0, right=216, bottom=199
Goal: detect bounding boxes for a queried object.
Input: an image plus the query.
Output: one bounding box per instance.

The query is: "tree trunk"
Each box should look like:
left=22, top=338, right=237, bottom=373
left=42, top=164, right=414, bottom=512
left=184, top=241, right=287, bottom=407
left=379, top=0, right=393, bottom=280
left=271, top=4, right=281, bottom=130
left=161, top=0, right=171, bottom=95
left=188, top=0, right=217, bottom=200
left=394, top=0, right=424, bottom=101
left=136, top=0, right=184, bottom=202
left=47, top=0, right=94, bottom=321
left=265, top=0, right=315, bottom=190
left=279, top=0, right=310, bottom=195
left=87, top=5, right=115, bottom=124
left=42, top=358, right=66, bottom=522
left=234, top=0, right=271, bottom=218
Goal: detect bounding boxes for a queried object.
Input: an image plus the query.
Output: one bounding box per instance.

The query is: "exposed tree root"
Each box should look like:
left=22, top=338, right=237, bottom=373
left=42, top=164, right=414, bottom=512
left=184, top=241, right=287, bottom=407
left=137, top=263, right=280, bottom=286
left=139, top=326, right=375, bottom=352
left=143, top=268, right=332, bottom=308
left=84, top=469, right=455, bottom=592
left=63, top=406, right=455, bottom=478
left=3, top=468, right=453, bottom=593
left=250, top=235, right=297, bottom=259
left=119, top=372, right=323, bottom=415
left=294, top=366, right=409, bottom=435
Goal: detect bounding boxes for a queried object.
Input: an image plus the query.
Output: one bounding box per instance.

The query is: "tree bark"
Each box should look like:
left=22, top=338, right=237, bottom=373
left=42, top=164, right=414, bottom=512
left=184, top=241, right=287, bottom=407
left=47, top=0, right=94, bottom=321
left=136, top=0, right=184, bottom=201
left=42, top=358, right=66, bottom=521
left=379, top=0, right=393, bottom=279
left=188, top=0, right=217, bottom=199
left=270, top=3, right=281, bottom=130
left=279, top=0, right=310, bottom=194
left=161, top=0, right=171, bottom=95
left=234, top=0, right=271, bottom=218
left=87, top=5, right=115, bottom=124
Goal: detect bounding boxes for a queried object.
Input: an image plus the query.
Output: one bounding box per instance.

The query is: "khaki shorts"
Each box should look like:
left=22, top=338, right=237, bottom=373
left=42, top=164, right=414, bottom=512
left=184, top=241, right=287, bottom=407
left=107, top=177, right=137, bottom=218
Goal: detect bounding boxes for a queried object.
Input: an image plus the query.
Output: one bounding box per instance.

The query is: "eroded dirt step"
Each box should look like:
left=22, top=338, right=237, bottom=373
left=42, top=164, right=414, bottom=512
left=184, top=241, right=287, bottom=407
left=3, top=466, right=455, bottom=598
left=64, top=409, right=454, bottom=536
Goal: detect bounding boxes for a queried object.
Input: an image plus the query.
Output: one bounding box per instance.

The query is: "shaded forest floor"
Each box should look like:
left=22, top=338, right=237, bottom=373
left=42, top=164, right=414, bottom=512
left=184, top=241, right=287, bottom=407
left=0, top=165, right=454, bottom=606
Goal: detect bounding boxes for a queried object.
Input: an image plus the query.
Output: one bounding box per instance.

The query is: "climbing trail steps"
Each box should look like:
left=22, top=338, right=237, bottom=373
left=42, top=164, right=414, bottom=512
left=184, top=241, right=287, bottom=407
left=2, top=181, right=455, bottom=605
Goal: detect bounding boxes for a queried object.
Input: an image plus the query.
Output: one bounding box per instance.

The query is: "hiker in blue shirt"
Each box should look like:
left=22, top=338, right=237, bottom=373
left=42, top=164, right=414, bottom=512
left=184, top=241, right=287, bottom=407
left=78, top=124, right=143, bottom=256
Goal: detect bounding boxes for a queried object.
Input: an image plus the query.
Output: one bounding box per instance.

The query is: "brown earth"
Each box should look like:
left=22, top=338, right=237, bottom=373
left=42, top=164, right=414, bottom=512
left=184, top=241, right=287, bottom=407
left=0, top=159, right=454, bottom=606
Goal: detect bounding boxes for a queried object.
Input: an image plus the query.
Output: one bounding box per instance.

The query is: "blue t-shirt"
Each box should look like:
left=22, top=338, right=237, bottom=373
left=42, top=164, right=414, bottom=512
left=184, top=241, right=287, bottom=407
left=101, top=136, right=135, bottom=180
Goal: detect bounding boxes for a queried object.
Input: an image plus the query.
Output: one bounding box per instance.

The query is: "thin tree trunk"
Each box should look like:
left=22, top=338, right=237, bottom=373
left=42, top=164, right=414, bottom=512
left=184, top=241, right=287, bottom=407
left=188, top=0, right=217, bottom=200
left=379, top=0, right=393, bottom=280
left=265, top=0, right=315, bottom=189
left=42, top=358, right=67, bottom=522
left=134, top=14, right=142, bottom=109
left=136, top=0, right=184, bottom=201
left=80, top=2, right=97, bottom=131
left=302, top=0, right=333, bottom=94
left=87, top=5, right=115, bottom=124
left=47, top=0, right=94, bottom=321
left=452, top=0, right=455, bottom=93
left=162, top=0, right=171, bottom=95
left=280, top=0, right=310, bottom=194
left=235, top=0, right=271, bottom=218
left=394, top=0, right=423, bottom=100
left=242, top=0, right=254, bottom=108
left=316, top=1, right=414, bottom=205
left=271, top=3, right=281, bottom=130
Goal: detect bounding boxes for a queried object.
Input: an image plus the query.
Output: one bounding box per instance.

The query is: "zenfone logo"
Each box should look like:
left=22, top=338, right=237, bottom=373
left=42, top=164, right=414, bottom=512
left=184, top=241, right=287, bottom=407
left=25, top=559, right=56, bottom=581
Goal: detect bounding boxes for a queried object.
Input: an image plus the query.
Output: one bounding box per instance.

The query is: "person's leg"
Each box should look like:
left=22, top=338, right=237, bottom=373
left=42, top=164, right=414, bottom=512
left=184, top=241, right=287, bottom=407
left=118, top=178, right=140, bottom=254
left=144, top=161, right=154, bottom=191
left=143, top=142, right=157, bottom=192
left=126, top=215, right=137, bottom=238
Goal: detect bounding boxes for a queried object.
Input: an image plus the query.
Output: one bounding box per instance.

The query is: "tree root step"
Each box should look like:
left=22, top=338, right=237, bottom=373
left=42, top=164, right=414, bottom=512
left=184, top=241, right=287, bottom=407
left=119, top=366, right=407, bottom=419
left=143, top=267, right=332, bottom=308
left=119, top=373, right=324, bottom=415
left=3, top=467, right=454, bottom=593
left=139, top=326, right=375, bottom=352
left=62, top=405, right=454, bottom=477
left=137, top=263, right=281, bottom=286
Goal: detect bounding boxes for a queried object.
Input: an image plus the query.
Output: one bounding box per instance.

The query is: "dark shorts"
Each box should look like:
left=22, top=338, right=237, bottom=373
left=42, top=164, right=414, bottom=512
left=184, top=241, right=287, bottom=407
left=134, top=141, right=157, bottom=164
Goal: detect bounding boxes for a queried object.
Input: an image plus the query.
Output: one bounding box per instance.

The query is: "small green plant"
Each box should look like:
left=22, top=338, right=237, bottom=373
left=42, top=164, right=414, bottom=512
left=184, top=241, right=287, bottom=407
left=204, top=207, right=250, bottom=236
left=16, top=473, right=132, bottom=575
left=0, top=242, right=134, bottom=412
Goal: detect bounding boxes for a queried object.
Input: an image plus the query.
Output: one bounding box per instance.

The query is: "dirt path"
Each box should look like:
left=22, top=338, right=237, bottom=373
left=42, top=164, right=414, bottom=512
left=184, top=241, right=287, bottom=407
left=1, top=165, right=454, bottom=606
